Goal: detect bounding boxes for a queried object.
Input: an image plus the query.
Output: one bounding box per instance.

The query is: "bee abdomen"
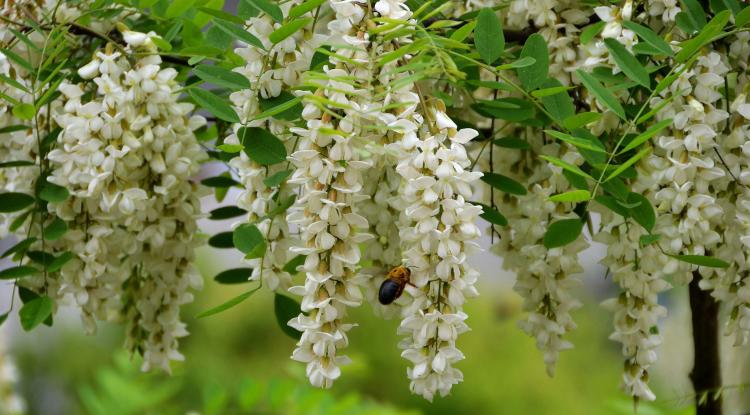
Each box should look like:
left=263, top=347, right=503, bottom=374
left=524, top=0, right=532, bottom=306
left=378, top=279, right=401, bottom=305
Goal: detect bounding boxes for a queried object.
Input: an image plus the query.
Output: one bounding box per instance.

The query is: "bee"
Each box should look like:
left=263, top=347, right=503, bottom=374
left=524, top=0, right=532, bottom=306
left=378, top=266, right=411, bottom=305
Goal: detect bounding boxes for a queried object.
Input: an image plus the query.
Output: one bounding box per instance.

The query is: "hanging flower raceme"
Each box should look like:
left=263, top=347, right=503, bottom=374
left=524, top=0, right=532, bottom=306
left=596, top=213, right=672, bottom=401
left=285, top=0, right=376, bottom=389
left=224, top=1, right=323, bottom=292
left=391, top=99, right=482, bottom=400
left=41, top=30, right=207, bottom=372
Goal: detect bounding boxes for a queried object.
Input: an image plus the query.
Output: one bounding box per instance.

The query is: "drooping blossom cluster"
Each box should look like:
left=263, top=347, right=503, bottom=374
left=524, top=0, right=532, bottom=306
left=595, top=213, right=673, bottom=401
left=285, top=0, right=376, bottom=388
left=392, top=100, right=482, bottom=400
left=223, top=1, right=322, bottom=292
left=489, top=138, right=587, bottom=376
left=26, top=31, right=206, bottom=373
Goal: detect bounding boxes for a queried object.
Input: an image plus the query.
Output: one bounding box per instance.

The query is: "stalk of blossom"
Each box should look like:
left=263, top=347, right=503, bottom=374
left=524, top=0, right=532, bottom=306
left=224, top=2, right=323, bottom=291
left=45, top=32, right=206, bottom=372
left=596, top=214, right=672, bottom=401
left=392, top=98, right=482, bottom=401
left=285, top=0, right=377, bottom=388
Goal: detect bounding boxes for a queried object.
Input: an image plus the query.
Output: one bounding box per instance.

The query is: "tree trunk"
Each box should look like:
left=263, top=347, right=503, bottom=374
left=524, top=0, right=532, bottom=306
left=689, top=271, right=723, bottom=415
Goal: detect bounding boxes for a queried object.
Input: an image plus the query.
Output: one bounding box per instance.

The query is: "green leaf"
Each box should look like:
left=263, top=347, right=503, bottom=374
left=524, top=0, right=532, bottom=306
left=493, top=137, right=529, bottom=149
left=545, top=130, right=607, bottom=153
left=214, top=268, right=253, bottom=284
left=495, top=56, right=536, bottom=70
left=189, top=88, right=240, bottom=123
left=670, top=254, right=730, bottom=268
left=531, top=86, right=572, bottom=98
left=0, top=192, right=34, bottom=212
left=275, top=294, right=302, bottom=339
left=517, top=34, right=548, bottom=91
left=201, top=176, right=240, bottom=188
left=257, top=91, right=303, bottom=121
left=681, top=0, right=708, bottom=30
left=238, top=127, right=287, bottom=165
left=475, top=8, right=504, bottom=64
left=481, top=173, right=527, bottom=195
left=605, top=146, right=651, bottom=182
left=12, top=103, right=35, bottom=121
left=263, top=170, right=293, bottom=187
left=471, top=98, right=533, bottom=121
left=47, top=251, right=73, bottom=273
left=209, top=206, right=247, bottom=220
left=540, top=155, right=594, bottom=180
left=150, top=36, right=172, bottom=51
left=539, top=78, right=576, bottom=125
left=627, top=192, right=655, bottom=232
left=213, top=19, right=265, bottom=50
left=737, top=6, right=750, bottom=27
left=19, top=296, right=53, bottom=331
left=269, top=18, right=312, bottom=44
left=0, top=48, right=33, bottom=72
left=450, top=20, right=476, bottom=41
left=603, top=38, right=650, bottom=88
left=0, top=160, right=35, bottom=168
left=197, top=7, right=246, bottom=24
left=194, top=65, right=251, bottom=91
left=289, top=0, right=325, bottom=18
left=595, top=195, right=630, bottom=217
left=241, top=0, right=283, bottom=22
left=563, top=112, right=602, bottom=130
left=1, top=237, right=36, bottom=259
left=675, top=11, right=730, bottom=63
left=0, top=312, right=7, bottom=327
left=208, top=232, right=234, bottom=248
left=543, top=219, right=584, bottom=248
left=43, top=217, right=67, bottom=241
left=0, top=125, right=28, bottom=134
left=217, top=144, right=243, bottom=153
left=619, top=118, right=672, bottom=154
left=165, top=0, right=197, bottom=17
left=580, top=21, right=605, bottom=44
left=639, top=234, right=661, bottom=247
left=0, top=265, right=38, bottom=280
left=233, top=223, right=266, bottom=259
left=576, top=69, right=626, bottom=120
left=283, top=255, right=306, bottom=274
left=550, top=190, right=591, bottom=203
left=197, top=286, right=261, bottom=318
left=622, top=21, right=673, bottom=56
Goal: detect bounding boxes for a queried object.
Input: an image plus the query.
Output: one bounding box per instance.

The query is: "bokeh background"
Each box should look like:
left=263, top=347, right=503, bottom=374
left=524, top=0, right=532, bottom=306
left=4, top=187, right=750, bottom=415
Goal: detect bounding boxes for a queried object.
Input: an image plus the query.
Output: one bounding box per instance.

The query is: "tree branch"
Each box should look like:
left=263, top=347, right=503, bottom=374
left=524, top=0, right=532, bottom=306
left=689, top=270, right=723, bottom=415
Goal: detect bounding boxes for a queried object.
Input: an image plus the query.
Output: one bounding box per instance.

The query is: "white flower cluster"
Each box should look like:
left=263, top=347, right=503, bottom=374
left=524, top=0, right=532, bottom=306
left=648, top=52, right=728, bottom=286
left=596, top=216, right=673, bottom=401
left=699, top=41, right=750, bottom=345
left=0, top=334, right=24, bottom=415
left=492, top=140, right=587, bottom=376
left=392, top=99, right=482, bottom=400
left=285, top=0, right=377, bottom=388
left=40, top=32, right=206, bottom=372
left=224, top=1, right=322, bottom=292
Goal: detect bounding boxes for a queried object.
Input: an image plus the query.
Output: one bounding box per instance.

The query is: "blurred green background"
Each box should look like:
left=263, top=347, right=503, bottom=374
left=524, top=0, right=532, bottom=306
left=6, top=245, right=707, bottom=415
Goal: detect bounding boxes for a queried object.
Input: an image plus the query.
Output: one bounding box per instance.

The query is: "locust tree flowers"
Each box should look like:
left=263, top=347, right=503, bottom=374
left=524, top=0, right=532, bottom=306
left=3, top=0, right=750, bottom=408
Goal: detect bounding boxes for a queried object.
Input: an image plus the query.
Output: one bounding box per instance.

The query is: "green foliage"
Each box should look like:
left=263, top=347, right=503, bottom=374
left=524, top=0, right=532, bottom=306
left=19, top=296, right=53, bottom=331
left=474, top=8, right=504, bottom=64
